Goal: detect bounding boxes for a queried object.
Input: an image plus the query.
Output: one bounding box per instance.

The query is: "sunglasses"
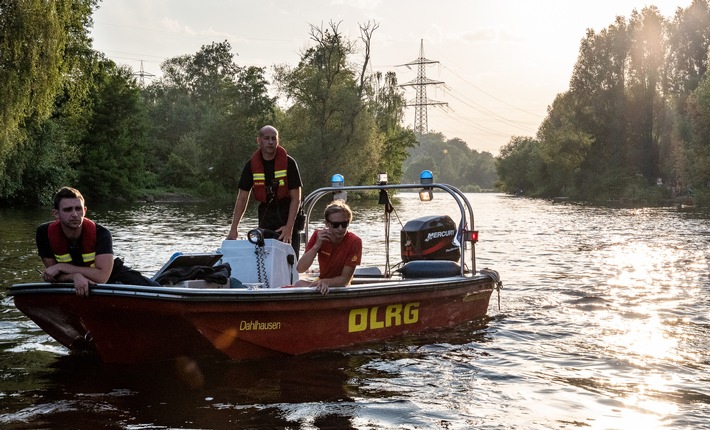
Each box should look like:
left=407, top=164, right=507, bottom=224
left=327, top=220, right=349, bottom=229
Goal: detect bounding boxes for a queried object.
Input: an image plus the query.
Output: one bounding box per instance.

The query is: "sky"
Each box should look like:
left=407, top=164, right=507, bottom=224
left=90, top=0, right=694, bottom=155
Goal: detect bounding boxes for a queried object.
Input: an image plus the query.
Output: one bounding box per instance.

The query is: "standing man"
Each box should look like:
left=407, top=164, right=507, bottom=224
left=227, top=125, right=303, bottom=255
left=36, top=186, right=154, bottom=296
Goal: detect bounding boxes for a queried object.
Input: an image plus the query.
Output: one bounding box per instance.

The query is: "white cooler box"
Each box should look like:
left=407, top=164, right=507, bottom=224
left=217, top=239, right=299, bottom=288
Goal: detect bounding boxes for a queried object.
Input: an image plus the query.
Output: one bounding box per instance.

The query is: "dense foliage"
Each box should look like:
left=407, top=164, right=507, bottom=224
left=0, top=8, right=492, bottom=206
left=496, top=0, right=710, bottom=205
left=142, top=40, right=275, bottom=197
left=0, top=0, right=99, bottom=204
left=403, top=132, right=497, bottom=191
left=273, top=22, right=416, bottom=191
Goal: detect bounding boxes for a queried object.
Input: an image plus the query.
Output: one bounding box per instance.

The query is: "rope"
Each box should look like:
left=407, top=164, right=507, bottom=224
left=384, top=209, right=391, bottom=277
left=480, top=267, right=503, bottom=311
left=386, top=200, right=410, bottom=276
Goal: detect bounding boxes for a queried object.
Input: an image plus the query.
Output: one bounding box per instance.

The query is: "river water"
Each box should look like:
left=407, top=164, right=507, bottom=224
left=0, top=193, right=708, bottom=429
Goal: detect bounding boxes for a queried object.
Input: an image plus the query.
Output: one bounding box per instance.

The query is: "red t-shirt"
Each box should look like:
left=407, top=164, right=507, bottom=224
left=305, top=230, right=362, bottom=279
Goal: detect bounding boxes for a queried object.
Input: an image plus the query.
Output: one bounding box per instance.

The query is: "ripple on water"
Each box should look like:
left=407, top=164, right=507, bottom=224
left=1, top=194, right=709, bottom=429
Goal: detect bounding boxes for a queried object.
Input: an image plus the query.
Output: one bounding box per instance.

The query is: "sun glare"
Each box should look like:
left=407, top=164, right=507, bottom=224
left=599, top=242, right=682, bottom=363
left=582, top=238, right=689, bottom=426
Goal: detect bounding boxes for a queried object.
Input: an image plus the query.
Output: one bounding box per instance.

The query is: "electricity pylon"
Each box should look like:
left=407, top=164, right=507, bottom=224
left=398, top=39, right=448, bottom=135
left=133, top=61, right=155, bottom=87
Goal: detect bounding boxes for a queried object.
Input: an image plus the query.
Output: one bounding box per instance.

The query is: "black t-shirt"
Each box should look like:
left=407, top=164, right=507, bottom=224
left=36, top=221, right=158, bottom=286
left=238, top=155, right=303, bottom=231
left=36, top=221, right=113, bottom=265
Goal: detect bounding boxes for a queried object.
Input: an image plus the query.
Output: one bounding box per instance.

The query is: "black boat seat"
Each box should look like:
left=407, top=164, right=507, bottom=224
left=396, top=260, right=461, bottom=278
left=353, top=266, right=383, bottom=278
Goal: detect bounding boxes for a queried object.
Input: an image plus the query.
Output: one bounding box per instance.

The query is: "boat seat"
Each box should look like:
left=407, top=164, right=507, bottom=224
left=396, top=260, right=461, bottom=278
left=353, top=266, right=383, bottom=278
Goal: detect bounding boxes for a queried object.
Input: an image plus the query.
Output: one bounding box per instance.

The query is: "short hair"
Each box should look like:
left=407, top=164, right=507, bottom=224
left=324, top=199, right=352, bottom=222
left=53, top=187, right=85, bottom=209
left=258, top=125, right=279, bottom=138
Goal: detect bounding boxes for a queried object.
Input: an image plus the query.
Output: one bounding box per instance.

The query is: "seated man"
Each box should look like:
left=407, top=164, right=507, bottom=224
left=295, top=200, right=362, bottom=294
left=36, top=186, right=154, bottom=296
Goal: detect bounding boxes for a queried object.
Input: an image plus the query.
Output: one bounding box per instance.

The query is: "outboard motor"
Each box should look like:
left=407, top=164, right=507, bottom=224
left=401, top=215, right=460, bottom=262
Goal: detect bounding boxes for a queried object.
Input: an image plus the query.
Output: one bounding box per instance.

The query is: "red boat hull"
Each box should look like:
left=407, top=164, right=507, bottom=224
left=11, top=277, right=494, bottom=364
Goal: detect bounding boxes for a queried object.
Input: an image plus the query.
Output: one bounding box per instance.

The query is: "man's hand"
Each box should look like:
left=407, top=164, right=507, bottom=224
left=42, top=262, right=95, bottom=296
left=276, top=225, right=293, bottom=243
left=42, top=264, right=62, bottom=282
left=72, top=273, right=91, bottom=296
left=312, top=279, right=330, bottom=295
left=315, top=228, right=334, bottom=246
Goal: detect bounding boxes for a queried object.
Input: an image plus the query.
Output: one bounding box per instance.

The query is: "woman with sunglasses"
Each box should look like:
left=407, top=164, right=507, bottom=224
left=294, top=200, right=362, bottom=294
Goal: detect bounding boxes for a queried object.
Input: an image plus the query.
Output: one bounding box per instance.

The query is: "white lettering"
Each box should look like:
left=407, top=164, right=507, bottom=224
left=424, top=229, right=455, bottom=242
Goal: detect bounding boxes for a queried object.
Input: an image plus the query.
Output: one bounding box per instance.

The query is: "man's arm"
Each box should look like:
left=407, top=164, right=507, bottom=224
left=319, top=265, right=356, bottom=286
left=296, top=230, right=320, bottom=273
left=41, top=253, right=114, bottom=296
left=42, top=253, right=114, bottom=284
left=312, top=265, right=356, bottom=295
left=227, top=189, right=251, bottom=240
left=276, top=187, right=301, bottom=243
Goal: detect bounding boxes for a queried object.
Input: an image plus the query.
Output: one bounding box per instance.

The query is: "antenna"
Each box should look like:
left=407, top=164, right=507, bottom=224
left=398, top=39, right=448, bottom=135
left=133, top=61, right=155, bottom=87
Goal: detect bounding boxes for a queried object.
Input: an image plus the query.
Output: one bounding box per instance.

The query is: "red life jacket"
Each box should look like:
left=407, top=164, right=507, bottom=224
left=47, top=218, right=97, bottom=267
left=251, top=146, right=290, bottom=203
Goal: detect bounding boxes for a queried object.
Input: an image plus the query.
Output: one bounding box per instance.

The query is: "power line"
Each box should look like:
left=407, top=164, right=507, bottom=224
left=445, top=90, right=538, bottom=132
left=440, top=65, right=544, bottom=119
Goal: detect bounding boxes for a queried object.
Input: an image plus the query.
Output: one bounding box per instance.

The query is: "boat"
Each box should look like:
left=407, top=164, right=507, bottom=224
left=8, top=172, right=502, bottom=364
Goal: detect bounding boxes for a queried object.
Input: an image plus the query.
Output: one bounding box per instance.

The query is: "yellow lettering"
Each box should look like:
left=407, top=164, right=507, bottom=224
left=385, top=304, right=402, bottom=327
left=404, top=302, right=419, bottom=324
left=369, top=306, right=385, bottom=329
left=349, top=308, right=368, bottom=332
left=238, top=320, right=281, bottom=330
left=348, top=302, right=420, bottom=333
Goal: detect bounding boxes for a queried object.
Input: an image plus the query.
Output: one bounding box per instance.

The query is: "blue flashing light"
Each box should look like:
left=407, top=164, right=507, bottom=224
left=331, top=174, right=344, bottom=187
left=419, top=170, right=433, bottom=185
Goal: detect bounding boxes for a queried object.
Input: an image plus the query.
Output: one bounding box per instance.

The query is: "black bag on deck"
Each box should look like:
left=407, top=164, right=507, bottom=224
left=109, top=257, right=159, bottom=286
left=154, top=262, right=232, bottom=286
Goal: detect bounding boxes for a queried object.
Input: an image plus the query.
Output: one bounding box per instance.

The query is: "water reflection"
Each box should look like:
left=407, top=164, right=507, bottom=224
left=1, top=194, right=709, bottom=428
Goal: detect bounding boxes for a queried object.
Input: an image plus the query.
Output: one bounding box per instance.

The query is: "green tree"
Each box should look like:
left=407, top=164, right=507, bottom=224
left=77, top=61, right=149, bottom=201
left=536, top=92, right=593, bottom=197
left=0, top=118, right=80, bottom=206
left=666, top=0, right=710, bottom=94
left=626, top=7, right=666, bottom=182
left=371, top=71, right=416, bottom=183
left=0, top=0, right=97, bottom=202
left=684, top=73, right=710, bottom=196
left=402, top=132, right=497, bottom=190
left=495, top=1, right=710, bottom=204
left=466, top=150, right=498, bottom=191
left=144, top=41, right=274, bottom=194
left=495, top=136, right=544, bottom=195
left=274, top=21, right=383, bottom=191
left=665, top=0, right=710, bottom=191
left=0, top=0, right=65, bottom=163
left=569, top=18, right=631, bottom=199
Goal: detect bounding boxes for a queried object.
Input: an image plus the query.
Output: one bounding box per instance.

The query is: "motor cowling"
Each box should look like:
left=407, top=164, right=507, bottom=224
left=400, top=215, right=460, bottom=262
